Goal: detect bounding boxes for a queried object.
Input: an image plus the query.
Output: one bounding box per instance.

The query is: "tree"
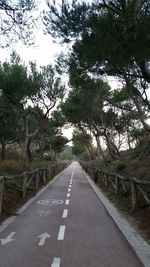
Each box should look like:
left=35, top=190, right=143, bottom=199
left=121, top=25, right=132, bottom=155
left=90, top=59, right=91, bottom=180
left=44, top=0, right=150, bottom=84
left=61, top=74, right=122, bottom=160
left=44, top=0, right=150, bottom=129
left=44, top=0, right=150, bottom=159
left=0, top=55, right=66, bottom=161
left=49, top=135, right=68, bottom=159
left=72, top=128, right=92, bottom=160
left=0, top=95, right=20, bottom=160
left=20, top=64, right=65, bottom=161
left=0, top=0, right=37, bottom=47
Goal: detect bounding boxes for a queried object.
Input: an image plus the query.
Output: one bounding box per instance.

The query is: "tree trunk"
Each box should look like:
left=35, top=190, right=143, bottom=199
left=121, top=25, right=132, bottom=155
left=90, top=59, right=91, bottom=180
left=27, top=138, right=32, bottom=162
left=95, top=135, right=107, bottom=162
left=127, top=130, right=132, bottom=149
left=1, top=139, right=6, bottom=161
left=104, top=132, right=120, bottom=160
left=22, top=138, right=28, bottom=162
left=137, top=59, right=150, bottom=84
left=84, top=145, right=91, bottom=161
left=22, top=113, right=39, bottom=162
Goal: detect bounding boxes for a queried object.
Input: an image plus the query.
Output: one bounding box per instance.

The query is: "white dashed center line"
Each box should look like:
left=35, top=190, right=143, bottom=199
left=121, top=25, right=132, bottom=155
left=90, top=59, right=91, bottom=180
left=57, top=225, right=66, bottom=240
left=71, top=167, right=74, bottom=180
left=62, top=209, right=68, bottom=218
left=69, top=185, right=72, bottom=188
left=67, top=193, right=70, bottom=198
left=51, top=257, right=61, bottom=267
left=65, top=199, right=70, bottom=205
left=68, top=188, right=71, bottom=192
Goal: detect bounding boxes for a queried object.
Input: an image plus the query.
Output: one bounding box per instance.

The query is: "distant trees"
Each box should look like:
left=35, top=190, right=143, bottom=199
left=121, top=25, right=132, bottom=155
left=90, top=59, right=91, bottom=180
left=72, top=129, right=92, bottom=160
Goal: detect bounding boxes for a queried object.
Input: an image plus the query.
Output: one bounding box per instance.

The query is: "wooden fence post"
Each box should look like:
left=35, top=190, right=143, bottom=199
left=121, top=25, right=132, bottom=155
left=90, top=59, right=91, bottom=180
left=42, top=169, right=46, bottom=184
left=48, top=168, right=51, bottom=179
left=104, top=173, right=108, bottom=187
left=94, top=170, right=98, bottom=183
left=115, top=176, right=119, bottom=193
left=98, top=171, right=101, bottom=181
left=131, top=181, right=137, bottom=209
left=0, top=177, right=4, bottom=216
left=35, top=169, right=39, bottom=190
left=22, top=172, right=28, bottom=198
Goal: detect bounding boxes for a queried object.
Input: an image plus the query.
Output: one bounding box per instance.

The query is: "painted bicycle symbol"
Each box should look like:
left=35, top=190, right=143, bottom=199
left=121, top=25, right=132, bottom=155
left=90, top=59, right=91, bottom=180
left=37, top=199, right=64, bottom=205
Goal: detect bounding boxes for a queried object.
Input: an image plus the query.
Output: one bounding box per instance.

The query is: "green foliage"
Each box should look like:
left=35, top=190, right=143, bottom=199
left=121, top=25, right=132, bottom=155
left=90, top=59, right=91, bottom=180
left=50, top=110, right=66, bottom=129
left=72, top=128, right=92, bottom=156
left=0, top=54, right=66, bottom=162
left=0, top=160, right=25, bottom=175
left=0, top=61, right=29, bottom=104
left=115, top=162, right=126, bottom=172
left=0, top=159, right=52, bottom=176
left=49, top=135, right=68, bottom=154
left=45, top=0, right=150, bottom=114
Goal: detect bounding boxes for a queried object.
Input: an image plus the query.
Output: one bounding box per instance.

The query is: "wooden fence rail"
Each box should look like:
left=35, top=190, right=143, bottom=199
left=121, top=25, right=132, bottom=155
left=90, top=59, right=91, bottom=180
left=80, top=162, right=150, bottom=210
left=0, top=162, right=68, bottom=216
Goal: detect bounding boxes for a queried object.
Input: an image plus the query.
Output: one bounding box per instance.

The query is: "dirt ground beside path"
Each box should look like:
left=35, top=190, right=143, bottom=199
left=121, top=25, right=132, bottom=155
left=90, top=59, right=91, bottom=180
left=98, top=182, right=150, bottom=245
left=0, top=185, right=37, bottom=224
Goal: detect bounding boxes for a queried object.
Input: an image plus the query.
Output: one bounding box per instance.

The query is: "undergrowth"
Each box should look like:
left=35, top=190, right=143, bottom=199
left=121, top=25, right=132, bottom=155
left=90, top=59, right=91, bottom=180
left=0, top=160, right=54, bottom=176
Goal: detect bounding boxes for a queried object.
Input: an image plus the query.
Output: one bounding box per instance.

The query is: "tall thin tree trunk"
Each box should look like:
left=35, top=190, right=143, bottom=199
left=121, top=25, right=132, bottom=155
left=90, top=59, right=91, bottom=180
left=27, top=138, right=32, bottom=162
left=1, top=139, right=6, bottom=161
left=22, top=114, right=29, bottom=162
left=95, top=135, right=107, bottom=162
left=104, top=132, right=120, bottom=160
left=84, top=145, right=91, bottom=161
left=127, top=130, right=132, bottom=149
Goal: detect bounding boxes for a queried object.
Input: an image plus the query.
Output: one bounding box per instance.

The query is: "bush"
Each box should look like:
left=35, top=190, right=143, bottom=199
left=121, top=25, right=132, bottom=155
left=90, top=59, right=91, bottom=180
left=0, top=160, right=53, bottom=176
left=115, top=161, right=126, bottom=172
left=0, top=160, right=24, bottom=175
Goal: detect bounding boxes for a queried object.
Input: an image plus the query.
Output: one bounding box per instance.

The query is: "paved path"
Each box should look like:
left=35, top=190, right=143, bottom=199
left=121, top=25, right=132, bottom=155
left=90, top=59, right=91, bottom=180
left=0, top=162, right=144, bottom=267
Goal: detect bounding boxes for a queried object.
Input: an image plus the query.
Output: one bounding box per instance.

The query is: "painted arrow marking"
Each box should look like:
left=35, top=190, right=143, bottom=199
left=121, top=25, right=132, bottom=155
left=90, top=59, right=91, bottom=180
left=1, top=232, right=16, bottom=245
left=38, top=233, right=51, bottom=246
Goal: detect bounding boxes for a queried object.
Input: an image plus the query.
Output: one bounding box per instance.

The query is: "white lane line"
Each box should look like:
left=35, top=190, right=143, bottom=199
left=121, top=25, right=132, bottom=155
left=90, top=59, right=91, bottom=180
left=71, top=167, right=74, bottom=180
left=69, top=185, right=72, bottom=188
left=68, top=188, right=71, bottom=192
left=57, top=225, right=66, bottom=240
left=62, top=209, right=68, bottom=218
left=65, top=199, right=70, bottom=205
left=70, top=181, right=72, bottom=185
left=51, top=258, right=61, bottom=267
left=67, top=193, right=70, bottom=198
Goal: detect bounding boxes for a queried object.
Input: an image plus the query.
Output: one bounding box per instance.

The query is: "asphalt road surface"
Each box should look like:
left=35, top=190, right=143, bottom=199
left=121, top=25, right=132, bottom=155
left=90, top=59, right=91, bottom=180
left=0, top=162, right=144, bottom=267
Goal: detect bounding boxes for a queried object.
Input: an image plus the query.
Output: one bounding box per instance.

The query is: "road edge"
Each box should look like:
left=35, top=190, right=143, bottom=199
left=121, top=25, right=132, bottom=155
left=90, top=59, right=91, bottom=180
left=0, top=166, right=69, bottom=234
left=84, top=170, right=150, bottom=267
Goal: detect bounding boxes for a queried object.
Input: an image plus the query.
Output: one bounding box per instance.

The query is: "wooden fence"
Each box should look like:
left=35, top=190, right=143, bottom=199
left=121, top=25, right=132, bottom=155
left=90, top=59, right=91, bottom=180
left=81, top=162, right=150, bottom=210
left=0, top=162, right=68, bottom=216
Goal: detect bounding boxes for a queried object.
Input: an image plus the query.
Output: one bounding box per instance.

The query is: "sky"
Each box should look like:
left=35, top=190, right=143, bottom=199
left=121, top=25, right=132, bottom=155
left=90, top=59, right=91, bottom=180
left=0, top=21, right=63, bottom=66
